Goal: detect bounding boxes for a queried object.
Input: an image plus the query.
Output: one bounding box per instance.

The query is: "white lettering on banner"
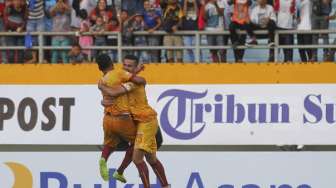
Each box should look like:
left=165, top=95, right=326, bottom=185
left=0, top=152, right=335, bottom=188
left=1, top=84, right=336, bottom=144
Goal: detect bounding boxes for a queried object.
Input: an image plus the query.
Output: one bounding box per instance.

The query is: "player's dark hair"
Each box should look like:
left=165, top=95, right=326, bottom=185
left=124, top=54, right=139, bottom=66
left=96, top=54, right=112, bottom=71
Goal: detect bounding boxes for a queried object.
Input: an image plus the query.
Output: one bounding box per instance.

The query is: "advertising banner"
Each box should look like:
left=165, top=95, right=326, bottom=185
left=1, top=84, right=336, bottom=145
left=0, top=152, right=335, bottom=188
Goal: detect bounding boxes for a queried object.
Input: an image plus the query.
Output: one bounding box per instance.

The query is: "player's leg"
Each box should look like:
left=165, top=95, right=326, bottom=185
left=133, top=148, right=150, bottom=188
left=132, top=120, right=154, bottom=188
left=145, top=153, right=169, bottom=188
left=123, top=125, right=161, bottom=175
left=113, top=142, right=134, bottom=183
left=100, top=145, right=115, bottom=181
left=143, top=119, right=169, bottom=187
left=100, top=114, right=120, bottom=181
left=134, top=119, right=169, bottom=188
left=113, top=116, right=137, bottom=183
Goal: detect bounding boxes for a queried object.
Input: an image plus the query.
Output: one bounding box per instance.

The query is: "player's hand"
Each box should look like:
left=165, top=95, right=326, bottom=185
left=134, top=64, right=145, bottom=74
left=98, top=79, right=107, bottom=90
left=101, top=99, right=114, bottom=107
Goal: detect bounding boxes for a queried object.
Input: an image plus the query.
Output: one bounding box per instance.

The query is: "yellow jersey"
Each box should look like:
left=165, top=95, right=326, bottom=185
left=128, top=84, right=157, bottom=123
left=102, top=68, right=132, bottom=115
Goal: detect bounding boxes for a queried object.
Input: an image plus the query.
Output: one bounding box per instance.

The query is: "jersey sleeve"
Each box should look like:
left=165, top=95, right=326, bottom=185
left=102, top=70, right=132, bottom=87
left=118, top=70, right=133, bottom=83
left=102, top=72, right=119, bottom=86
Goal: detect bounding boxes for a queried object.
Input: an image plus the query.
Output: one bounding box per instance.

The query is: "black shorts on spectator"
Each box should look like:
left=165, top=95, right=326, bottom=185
left=278, top=28, right=294, bottom=62
left=252, top=20, right=277, bottom=62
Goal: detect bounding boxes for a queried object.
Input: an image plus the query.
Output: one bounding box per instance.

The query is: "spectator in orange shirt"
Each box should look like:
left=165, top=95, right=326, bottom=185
left=228, top=0, right=255, bottom=62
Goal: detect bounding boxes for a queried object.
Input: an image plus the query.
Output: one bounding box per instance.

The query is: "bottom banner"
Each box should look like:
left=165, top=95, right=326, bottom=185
left=0, top=152, right=335, bottom=188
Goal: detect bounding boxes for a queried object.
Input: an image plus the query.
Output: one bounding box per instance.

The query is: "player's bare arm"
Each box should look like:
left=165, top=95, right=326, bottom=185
left=129, top=64, right=146, bottom=85
left=98, top=79, right=132, bottom=97
left=130, top=75, right=146, bottom=85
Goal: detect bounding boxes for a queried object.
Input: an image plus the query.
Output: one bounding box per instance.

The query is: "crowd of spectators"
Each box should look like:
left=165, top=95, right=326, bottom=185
left=0, top=0, right=335, bottom=63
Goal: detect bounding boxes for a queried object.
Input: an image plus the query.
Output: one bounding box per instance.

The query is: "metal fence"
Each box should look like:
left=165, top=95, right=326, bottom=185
left=0, top=29, right=335, bottom=63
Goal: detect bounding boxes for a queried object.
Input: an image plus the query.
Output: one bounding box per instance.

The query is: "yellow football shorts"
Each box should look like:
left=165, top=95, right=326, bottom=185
left=135, top=118, right=158, bottom=154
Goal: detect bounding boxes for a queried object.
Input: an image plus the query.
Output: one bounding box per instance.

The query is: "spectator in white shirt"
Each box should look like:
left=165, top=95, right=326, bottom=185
left=250, top=0, right=276, bottom=61
left=204, top=0, right=227, bottom=62
left=297, top=0, right=313, bottom=62
left=274, top=0, right=296, bottom=62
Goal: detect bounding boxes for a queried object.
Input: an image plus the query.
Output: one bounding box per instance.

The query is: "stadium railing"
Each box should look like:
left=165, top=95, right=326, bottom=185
left=0, top=29, right=335, bottom=63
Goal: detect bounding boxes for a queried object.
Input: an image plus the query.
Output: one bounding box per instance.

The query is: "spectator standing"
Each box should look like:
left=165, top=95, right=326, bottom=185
left=0, top=0, right=6, bottom=63
left=311, top=0, right=333, bottom=61
left=274, top=0, right=296, bottom=62
left=143, top=0, right=162, bottom=62
left=182, top=0, right=198, bottom=63
left=131, top=12, right=149, bottom=63
left=204, top=0, right=227, bottom=63
left=198, top=0, right=209, bottom=62
left=297, top=0, right=313, bottom=62
left=50, top=0, right=71, bottom=64
left=45, top=0, right=56, bottom=32
left=44, top=0, right=57, bottom=63
left=162, top=0, right=183, bottom=63
left=4, top=0, right=27, bottom=63
left=91, top=16, right=107, bottom=58
left=328, top=11, right=336, bottom=61
left=250, top=0, right=277, bottom=61
left=27, top=0, right=45, bottom=63
left=106, top=17, right=119, bottom=62
left=120, top=9, right=134, bottom=56
left=78, top=9, right=93, bottom=60
left=223, top=0, right=232, bottom=51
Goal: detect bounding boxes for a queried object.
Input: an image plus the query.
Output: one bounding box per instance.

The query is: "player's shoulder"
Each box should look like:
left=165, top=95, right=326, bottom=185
left=102, top=70, right=115, bottom=80
left=116, top=68, right=133, bottom=78
left=102, top=69, right=121, bottom=83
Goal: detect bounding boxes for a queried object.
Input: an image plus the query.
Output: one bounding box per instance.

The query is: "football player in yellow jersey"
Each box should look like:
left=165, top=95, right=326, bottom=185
left=96, top=54, right=146, bottom=182
left=99, top=55, right=169, bottom=188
